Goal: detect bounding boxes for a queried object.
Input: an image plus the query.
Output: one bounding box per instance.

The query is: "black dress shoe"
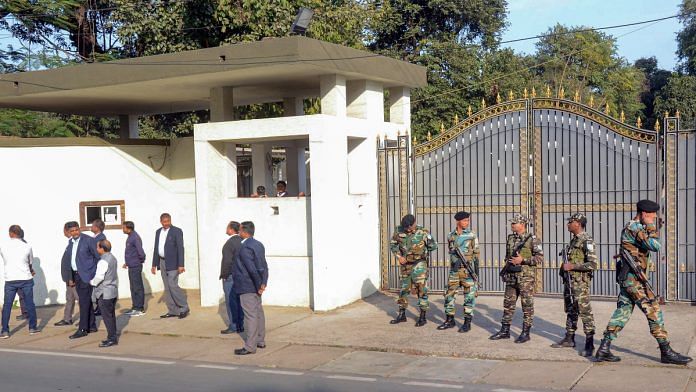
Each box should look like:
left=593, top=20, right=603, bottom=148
left=69, top=330, right=89, bottom=339
left=16, top=315, right=27, bottom=321
left=160, top=313, right=178, bottom=318
left=257, top=343, right=266, bottom=349
left=54, top=320, right=72, bottom=326
left=89, top=328, right=98, bottom=333
left=99, top=340, right=118, bottom=348
left=220, top=329, right=235, bottom=334
left=234, top=348, right=254, bottom=355
left=178, top=310, right=190, bottom=319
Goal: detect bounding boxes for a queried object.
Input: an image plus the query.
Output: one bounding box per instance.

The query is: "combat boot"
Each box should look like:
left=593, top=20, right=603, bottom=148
left=489, top=323, right=510, bottom=340
left=551, top=332, right=575, bottom=348
left=389, top=309, right=407, bottom=324
left=583, top=334, right=595, bottom=357
left=659, top=342, right=693, bottom=365
left=515, top=325, right=531, bottom=343
left=458, top=315, right=472, bottom=333
left=437, top=315, right=455, bottom=330
left=415, top=310, right=427, bottom=327
left=594, top=338, right=620, bottom=362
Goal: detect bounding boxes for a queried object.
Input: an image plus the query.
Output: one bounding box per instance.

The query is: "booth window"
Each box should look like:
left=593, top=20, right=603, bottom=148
left=79, top=200, right=125, bottom=230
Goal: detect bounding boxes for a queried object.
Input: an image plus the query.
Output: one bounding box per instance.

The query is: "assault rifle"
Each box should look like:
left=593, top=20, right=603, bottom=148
left=453, top=247, right=482, bottom=290
left=614, top=247, right=658, bottom=300
left=499, top=233, right=532, bottom=278
left=559, top=245, right=575, bottom=309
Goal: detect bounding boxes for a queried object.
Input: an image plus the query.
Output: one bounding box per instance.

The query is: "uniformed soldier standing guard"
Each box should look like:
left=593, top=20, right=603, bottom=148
left=595, top=200, right=692, bottom=365
left=389, top=214, right=437, bottom=327
left=437, top=211, right=480, bottom=333
left=490, top=214, right=543, bottom=343
left=551, top=213, right=597, bottom=357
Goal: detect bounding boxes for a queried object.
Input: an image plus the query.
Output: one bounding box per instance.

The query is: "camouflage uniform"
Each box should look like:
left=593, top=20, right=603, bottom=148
left=444, top=228, right=480, bottom=316
left=561, top=231, right=598, bottom=335
left=501, top=231, right=543, bottom=328
left=602, top=219, right=668, bottom=343
left=390, top=225, right=437, bottom=311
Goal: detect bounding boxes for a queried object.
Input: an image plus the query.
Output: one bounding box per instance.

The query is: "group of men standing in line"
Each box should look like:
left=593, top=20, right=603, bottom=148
left=0, top=213, right=270, bottom=357
left=389, top=199, right=693, bottom=365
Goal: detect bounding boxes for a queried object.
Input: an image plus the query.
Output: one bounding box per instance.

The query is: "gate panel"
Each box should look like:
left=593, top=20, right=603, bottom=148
left=665, top=120, right=696, bottom=301
left=413, top=100, right=528, bottom=292
left=378, top=135, right=411, bottom=290
left=533, top=99, right=659, bottom=297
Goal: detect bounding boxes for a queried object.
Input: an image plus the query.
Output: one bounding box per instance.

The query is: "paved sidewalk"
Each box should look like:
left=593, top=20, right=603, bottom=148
left=0, top=290, right=694, bottom=391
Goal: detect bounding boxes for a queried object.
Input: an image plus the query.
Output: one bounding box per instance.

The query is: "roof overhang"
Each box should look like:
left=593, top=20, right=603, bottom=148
left=0, top=37, right=426, bottom=116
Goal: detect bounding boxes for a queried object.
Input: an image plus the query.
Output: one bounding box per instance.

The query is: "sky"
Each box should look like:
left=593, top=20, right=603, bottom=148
left=501, top=0, right=684, bottom=70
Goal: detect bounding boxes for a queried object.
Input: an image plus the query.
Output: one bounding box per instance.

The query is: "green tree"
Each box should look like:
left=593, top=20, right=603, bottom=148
left=533, top=24, right=645, bottom=124
left=654, top=75, right=696, bottom=129
left=634, top=57, right=671, bottom=128
left=677, top=0, right=696, bottom=74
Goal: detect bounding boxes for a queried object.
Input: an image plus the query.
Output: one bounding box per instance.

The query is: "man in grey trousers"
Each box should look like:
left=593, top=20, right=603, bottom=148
left=151, top=213, right=189, bottom=319
left=92, top=240, right=119, bottom=347
left=233, top=221, right=268, bottom=355
left=56, top=222, right=78, bottom=326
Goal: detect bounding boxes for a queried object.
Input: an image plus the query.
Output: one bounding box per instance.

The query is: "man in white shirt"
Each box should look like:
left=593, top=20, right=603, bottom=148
left=1, top=225, right=40, bottom=338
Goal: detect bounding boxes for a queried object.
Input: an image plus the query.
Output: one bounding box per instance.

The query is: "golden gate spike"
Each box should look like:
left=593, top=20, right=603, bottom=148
left=496, top=93, right=501, bottom=104
left=440, top=122, right=445, bottom=133
left=589, top=94, right=594, bottom=108
left=454, top=114, right=459, bottom=125
left=605, top=102, right=610, bottom=116
left=620, top=110, right=625, bottom=123
left=481, top=98, right=486, bottom=109
left=467, top=105, right=473, bottom=117
left=531, top=87, right=537, bottom=98
left=558, top=86, right=565, bottom=99
left=427, top=130, right=432, bottom=141
left=545, top=85, right=551, bottom=98
left=676, top=110, right=680, bottom=118
left=655, top=119, right=661, bottom=132
left=636, top=116, right=642, bottom=128
left=523, top=87, right=528, bottom=99
left=508, top=90, right=514, bottom=101
left=573, top=89, right=580, bottom=102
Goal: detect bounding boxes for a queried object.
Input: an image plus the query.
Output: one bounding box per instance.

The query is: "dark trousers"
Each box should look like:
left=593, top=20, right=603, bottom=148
left=223, top=276, right=243, bottom=330
left=127, top=265, right=145, bottom=311
left=2, top=279, right=37, bottom=333
left=75, top=274, right=96, bottom=332
left=17, top=288, right=28, bottom=316
left=97, top=296, right=118, bottom=342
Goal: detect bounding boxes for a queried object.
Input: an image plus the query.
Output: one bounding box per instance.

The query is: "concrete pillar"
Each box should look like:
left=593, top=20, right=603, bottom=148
left=225, top=143, right=238, bottom=198
left=251, top=143, right=273, bottom=194
left=283, top=97, right=305, bottom=116
left=347, top=80, right=384, bottom=120
left=388, top=87, right=411, bottom=125
left=284, top=142, right=308, bottom=196
left=119, top=115, right=139, bottom=139
left=210, top=86, right=235, bottom=122
left=319, top=74, right=346, bottom=117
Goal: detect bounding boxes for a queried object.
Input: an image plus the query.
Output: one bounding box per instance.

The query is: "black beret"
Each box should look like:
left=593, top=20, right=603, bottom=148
left=454, top=211, right=470, bottom=221
left=636, top=199, right=660, bottom=213
left=401, top=214, right=416, bottom=228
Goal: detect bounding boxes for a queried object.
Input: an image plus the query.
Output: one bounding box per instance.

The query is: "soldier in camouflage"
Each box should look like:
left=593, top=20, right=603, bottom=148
left=437, top=211, right=480, bottom=333
left=596, top=200, right=692, bottom=365
left=389, top=214, right=437, bottom=327
left=551, top=213, right=597, bottom=356
left=490, top=214, right=543, bottom=343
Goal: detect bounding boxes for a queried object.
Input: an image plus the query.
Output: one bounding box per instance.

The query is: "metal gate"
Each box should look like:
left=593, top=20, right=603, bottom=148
left=379, top=96, right=693, bottom=301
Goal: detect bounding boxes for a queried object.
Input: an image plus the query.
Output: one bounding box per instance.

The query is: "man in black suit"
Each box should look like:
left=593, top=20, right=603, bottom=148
left=151, top=213, right=189, bottom=319
left=220, top=221, right=244, bottom=334
left=65, top=221, right=100, bottom=339
left=233, top=221, right=269, bottom=355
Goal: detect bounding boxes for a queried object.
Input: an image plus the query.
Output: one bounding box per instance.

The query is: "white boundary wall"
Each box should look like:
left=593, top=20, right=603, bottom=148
left=0, top=138, right=197, bottom=307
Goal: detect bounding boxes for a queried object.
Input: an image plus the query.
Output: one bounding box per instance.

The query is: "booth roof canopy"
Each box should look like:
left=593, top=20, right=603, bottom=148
left=0, top=37, right=426, bottom=116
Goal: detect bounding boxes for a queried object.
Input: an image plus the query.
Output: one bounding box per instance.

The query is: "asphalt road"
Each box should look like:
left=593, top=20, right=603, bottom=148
left=0, top=348, right=537, bottom=392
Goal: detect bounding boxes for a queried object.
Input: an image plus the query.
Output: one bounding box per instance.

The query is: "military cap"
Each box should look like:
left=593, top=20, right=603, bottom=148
left=454, top=211, right=470, bottom=221
left=636, top=199, right=660, bottom=213
left=401, top=214, right=416, bottom=228
left=567, top=212, right=587, bottom=225
left=509, top=214, right=528, bottom=224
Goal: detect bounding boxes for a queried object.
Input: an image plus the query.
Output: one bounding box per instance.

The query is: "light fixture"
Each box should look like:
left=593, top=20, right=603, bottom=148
left=290, top=7, right=314, bottom=36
